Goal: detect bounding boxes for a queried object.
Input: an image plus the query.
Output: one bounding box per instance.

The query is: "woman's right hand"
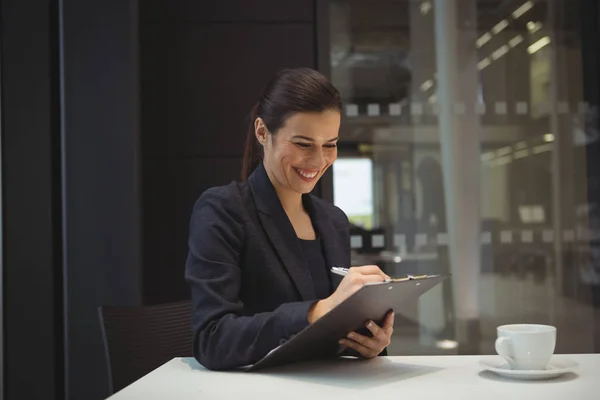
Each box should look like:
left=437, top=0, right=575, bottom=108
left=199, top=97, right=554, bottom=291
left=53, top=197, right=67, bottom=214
left=308, top=265, right=390, bottom=323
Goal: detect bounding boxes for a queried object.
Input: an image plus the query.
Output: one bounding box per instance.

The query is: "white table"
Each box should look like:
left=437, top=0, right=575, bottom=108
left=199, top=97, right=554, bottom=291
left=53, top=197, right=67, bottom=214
left=108, top=355, right=600, bottom=400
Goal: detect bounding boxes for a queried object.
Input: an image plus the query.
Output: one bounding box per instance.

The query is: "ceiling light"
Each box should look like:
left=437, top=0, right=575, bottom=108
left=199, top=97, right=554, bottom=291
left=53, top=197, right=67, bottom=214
left=527, top=21, right=542, bottom=34
left=476, top=32, right=492, bottom=48
left=481, top=152, right=495, bottom=162
left=492, top=20, right=509, bottom=34
left=497, top=146, right=512, bottom=157
left=420, top=79, right=434, bottom=92
left=477, top=57, right=491, bottom=70
left=528, top=36, right=551, bottom=54
left=491, top=45, right=509, bottom=60
left=533, top=143, right=553, bottom=154
left=544, top=133, right=555, bottom=142
left=514, top=149, right=529, bottom=159
left=512, top=1, right=534, bottom=19
left=509, top=34, right=524, bottom=48
left=420, top=1, right=432, bottom=15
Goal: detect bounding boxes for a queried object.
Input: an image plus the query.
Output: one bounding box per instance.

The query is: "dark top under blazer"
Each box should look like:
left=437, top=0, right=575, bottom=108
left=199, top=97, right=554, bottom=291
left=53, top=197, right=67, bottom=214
left=185, top=164, right=351, bottom=370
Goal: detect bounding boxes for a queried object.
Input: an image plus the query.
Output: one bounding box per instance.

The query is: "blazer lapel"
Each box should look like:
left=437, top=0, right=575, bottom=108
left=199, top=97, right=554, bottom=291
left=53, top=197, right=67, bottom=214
left=248, top=165, right=316, bottom=301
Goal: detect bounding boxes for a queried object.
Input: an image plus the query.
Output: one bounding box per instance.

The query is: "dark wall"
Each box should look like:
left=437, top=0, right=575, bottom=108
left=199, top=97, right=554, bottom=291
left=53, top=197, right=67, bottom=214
left=61, top=0, right=142, bottom=399
left=1, top=0, right=63, bottom=399
left=139, top=0, right=318, bottom=304
left=579, top=0, right=600, bottom=351
left=2, top=1, right=320, bottom=398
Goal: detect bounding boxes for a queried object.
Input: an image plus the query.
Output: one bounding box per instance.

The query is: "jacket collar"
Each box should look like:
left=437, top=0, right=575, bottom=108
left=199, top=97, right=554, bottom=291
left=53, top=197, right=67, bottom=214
left=248, top=164, right=341, bottom=300
left=247, top=163, right=286, bottom=216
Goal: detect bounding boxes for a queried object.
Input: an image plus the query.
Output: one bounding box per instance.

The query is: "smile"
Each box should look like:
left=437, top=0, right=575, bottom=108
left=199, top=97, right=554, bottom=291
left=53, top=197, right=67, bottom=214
left=294, top=168, right=319, bottom=181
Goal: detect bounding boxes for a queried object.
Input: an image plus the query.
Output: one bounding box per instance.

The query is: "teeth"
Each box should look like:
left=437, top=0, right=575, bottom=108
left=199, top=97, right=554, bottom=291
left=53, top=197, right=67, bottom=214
left=296, top=168, right=318, bottom=179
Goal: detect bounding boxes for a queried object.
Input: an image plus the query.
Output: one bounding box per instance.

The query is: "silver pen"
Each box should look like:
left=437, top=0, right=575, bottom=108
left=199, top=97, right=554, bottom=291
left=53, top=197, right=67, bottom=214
left=330, top=266, right=350, bottom=277
left=330, top=266, right=392, bottom=282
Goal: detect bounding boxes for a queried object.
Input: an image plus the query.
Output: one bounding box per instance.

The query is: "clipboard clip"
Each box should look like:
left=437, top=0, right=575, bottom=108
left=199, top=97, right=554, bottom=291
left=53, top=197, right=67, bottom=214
left=390, top=274, right=429, bottom=282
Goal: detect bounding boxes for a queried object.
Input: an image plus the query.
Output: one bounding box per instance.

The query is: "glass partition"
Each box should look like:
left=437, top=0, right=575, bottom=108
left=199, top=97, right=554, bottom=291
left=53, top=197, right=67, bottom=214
left=328, top=0, right=599, bottom=354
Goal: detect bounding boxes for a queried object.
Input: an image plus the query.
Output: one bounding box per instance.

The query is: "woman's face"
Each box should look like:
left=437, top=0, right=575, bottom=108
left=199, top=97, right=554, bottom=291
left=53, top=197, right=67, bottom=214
left=258, top=110, right=340, bottom=195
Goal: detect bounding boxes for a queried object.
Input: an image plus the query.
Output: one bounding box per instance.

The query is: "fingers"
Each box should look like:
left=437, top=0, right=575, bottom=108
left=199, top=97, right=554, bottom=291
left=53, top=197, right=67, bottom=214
left=364, top=320, right=383, bottom=338
left=340, top=273, right=389, bottom=300
left=340, top=320, right=393, bottom=359
left=357, top=274, right=389, bottom=284
left=349, top=265, right=379, bottom=274
left=331, top=266, right=390, bottom=310
left=350, top=265, right=390, bottom=280
left=338, top=337, right=378, bottom=358
left=341, top=273, right=386, bottom=293
left=384, top=311, right=395, bottom=330
left=365, top=319, right=392, bottom=347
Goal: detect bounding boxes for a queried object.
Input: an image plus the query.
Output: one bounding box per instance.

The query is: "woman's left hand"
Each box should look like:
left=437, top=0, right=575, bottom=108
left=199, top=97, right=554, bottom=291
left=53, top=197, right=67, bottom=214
left=338, top=311, right=394, bottom=358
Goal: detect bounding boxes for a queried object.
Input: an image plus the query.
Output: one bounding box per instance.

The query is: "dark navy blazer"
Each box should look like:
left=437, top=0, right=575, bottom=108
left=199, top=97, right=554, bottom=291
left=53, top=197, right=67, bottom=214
left=185, top=163, right=351, bottom=370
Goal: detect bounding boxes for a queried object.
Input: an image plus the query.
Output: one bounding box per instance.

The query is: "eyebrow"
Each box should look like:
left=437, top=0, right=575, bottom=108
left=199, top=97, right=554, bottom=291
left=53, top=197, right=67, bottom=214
left=292, top=135, right=339, bottom=143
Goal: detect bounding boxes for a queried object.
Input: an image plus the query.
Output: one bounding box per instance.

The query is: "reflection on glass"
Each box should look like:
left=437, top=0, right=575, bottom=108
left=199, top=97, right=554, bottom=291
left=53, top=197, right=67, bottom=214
left=328, top=0, right=599, bottom=355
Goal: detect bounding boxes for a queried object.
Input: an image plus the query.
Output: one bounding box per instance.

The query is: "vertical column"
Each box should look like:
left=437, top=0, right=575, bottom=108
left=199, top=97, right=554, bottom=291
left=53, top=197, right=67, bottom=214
left=547, top=0, right=564, bottom=295
left=409, top=0, right=436, bottom=232
left=409, top=0, right=436, bottom=107
left=329, top=1, right=352, bottom=105
left=61, top=0, right=142, bottom=397
left=434, top=0, right=482, bottom=349
left=408, top=0, right=449, bottom=338
left=1, top=0, right=63, bottom=398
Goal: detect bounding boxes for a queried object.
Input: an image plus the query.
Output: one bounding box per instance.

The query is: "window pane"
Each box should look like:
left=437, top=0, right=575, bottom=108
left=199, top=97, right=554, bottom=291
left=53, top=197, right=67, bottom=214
left=333, top=158, right=375, bottom=229
left=328, top=0, right=599, bottom=355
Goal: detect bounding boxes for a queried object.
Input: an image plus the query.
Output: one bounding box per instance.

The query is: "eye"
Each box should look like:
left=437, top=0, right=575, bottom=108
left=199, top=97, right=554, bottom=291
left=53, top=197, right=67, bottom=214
left=295, top=142, right=311, bottom=148
left=324, top=144, right=338, bottom=149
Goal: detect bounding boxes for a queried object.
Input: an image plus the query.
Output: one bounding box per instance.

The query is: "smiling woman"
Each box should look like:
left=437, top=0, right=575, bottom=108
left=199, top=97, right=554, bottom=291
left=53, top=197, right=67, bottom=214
left=241, top=68, right=342, bottom=182
left=258, top=110, right=340, bottom=195
left=185, top=68, right=394, bottom=371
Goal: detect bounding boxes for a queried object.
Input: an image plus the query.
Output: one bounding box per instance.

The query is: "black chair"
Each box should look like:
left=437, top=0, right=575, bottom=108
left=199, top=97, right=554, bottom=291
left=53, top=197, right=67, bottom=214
left=98, top=300, right=194, bottom=394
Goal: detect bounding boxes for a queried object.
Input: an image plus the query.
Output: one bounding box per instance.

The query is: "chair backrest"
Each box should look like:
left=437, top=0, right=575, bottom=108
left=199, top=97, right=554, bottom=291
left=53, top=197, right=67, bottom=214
left=98, top=300, right=193, bottom=394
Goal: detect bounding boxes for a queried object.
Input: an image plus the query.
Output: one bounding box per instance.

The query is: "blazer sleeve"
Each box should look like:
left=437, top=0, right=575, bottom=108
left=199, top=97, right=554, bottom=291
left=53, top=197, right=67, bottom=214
left=185, top=187, right=316, bottom=370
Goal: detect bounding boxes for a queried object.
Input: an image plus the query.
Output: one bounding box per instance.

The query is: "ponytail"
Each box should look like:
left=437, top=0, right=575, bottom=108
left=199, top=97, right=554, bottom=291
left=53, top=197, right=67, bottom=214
left=241, top=103, right=262, bottom=181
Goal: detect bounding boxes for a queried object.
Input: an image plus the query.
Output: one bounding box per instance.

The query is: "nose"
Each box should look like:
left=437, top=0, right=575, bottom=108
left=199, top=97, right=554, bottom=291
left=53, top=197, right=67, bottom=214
left=308, top=147, right=327, bottom=169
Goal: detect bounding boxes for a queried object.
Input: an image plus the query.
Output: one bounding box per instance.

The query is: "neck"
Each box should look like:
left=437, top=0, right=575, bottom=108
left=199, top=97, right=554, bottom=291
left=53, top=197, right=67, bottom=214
left=276, top=187, right=303, bottom=216
left=264, top=165, right=304, bottom=216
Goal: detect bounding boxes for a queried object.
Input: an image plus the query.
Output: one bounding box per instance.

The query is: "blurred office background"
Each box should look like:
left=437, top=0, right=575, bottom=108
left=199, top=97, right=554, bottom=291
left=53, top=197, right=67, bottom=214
left=1, top=0, right=598, bottom=399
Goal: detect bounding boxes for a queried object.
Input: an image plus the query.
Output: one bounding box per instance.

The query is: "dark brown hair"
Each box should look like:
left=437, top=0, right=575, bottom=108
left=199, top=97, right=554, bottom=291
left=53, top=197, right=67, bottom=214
left=241, top=68, right=342, bottom=181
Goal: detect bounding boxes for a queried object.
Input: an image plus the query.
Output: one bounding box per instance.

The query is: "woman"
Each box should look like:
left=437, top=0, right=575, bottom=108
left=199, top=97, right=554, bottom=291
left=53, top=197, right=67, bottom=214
left=185, top=68, right=394, bottom=370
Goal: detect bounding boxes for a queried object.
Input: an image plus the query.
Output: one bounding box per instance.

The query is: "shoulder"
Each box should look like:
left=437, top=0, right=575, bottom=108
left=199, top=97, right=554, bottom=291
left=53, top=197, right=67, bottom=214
left=187, top=182, right=248, bottom=262
left=196, top=181, right=244, bottom=207
left=308, top=194, right=349, bottom=225
left=190, top=181, right=249, bottom=227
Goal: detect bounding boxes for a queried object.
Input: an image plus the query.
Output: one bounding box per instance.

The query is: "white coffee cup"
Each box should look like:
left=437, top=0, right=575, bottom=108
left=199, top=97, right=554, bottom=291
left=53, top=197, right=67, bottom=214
left=495, top=324, right=556, bottom=370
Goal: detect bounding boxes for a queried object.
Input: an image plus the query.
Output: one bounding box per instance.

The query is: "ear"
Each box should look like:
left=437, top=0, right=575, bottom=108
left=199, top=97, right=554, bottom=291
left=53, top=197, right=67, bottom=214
left=254, top=118, right=268, bottom=146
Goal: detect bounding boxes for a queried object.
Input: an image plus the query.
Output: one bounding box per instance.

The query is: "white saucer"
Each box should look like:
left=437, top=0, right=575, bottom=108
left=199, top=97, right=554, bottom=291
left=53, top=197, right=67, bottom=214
left=479, top=357, right=579, bottom=380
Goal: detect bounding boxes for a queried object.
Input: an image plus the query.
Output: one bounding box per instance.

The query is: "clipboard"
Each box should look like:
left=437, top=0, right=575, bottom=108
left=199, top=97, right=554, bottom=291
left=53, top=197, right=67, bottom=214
left=247, top=273, right=450, bottom=371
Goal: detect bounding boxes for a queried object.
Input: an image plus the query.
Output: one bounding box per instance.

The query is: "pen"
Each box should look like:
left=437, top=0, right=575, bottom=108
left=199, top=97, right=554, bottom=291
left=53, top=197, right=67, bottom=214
left=330, top=267, right=394, bottom=282
left=330, top=266, right=350, bottom=277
